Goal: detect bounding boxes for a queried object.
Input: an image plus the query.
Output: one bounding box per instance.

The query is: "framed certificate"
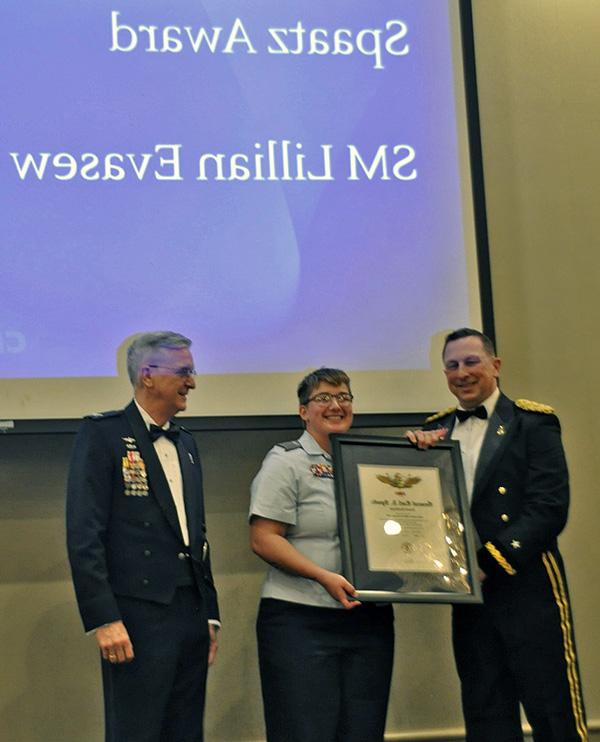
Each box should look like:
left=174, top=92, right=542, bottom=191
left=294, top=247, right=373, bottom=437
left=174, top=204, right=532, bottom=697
left=331, top=434, right=482, bottom=604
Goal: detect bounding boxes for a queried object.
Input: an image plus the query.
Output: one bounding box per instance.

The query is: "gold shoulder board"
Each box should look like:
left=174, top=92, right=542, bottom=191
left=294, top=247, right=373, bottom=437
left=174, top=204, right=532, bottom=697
left=425, top=406, right=456, bottom=423
left=515, top=399, right=555, bottom=414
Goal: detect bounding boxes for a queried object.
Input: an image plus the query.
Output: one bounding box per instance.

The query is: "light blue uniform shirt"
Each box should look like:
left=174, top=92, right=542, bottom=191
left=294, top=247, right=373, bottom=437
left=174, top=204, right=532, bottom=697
left=249, top=430, right=343, bottom=609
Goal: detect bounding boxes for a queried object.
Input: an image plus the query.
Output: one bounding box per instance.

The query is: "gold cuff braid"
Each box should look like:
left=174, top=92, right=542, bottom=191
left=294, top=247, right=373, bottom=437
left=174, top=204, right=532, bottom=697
left=484, top=542, right=517, bottom=576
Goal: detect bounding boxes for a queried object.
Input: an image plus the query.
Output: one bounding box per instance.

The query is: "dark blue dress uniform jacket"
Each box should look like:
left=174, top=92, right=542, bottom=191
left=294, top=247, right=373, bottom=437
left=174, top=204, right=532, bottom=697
left=66, top=400, right=219, bottom=632
left=425, top=392, right=569, bottom=578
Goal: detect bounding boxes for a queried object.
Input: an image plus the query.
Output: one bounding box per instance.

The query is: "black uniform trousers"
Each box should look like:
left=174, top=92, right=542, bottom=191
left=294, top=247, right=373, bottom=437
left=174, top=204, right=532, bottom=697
left=257, top=598, right=394, bottom=742
left=453, top=551, right=587, bottom=742
left=101, top=584, right=209, bottom=742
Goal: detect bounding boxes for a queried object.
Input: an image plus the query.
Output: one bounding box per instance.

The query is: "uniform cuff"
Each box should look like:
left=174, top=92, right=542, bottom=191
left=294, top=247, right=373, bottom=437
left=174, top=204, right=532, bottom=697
left=478, top=542, right=517, bottom=577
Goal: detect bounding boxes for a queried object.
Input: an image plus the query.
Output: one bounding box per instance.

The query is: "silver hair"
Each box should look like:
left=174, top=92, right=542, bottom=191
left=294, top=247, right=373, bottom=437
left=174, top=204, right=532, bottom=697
left=126, top=331, right=192, bottom=385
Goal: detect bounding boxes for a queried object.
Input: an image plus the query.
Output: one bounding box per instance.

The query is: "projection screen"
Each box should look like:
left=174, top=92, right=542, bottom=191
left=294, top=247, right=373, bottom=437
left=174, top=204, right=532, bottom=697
left=1, top=0, right=490, bottom=420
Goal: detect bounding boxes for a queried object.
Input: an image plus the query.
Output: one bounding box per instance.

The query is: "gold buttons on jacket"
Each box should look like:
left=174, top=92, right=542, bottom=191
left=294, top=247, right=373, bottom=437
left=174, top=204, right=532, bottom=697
left=501, top=513, right=510, bottom=522
left=498, top=486, right=507, bottom=494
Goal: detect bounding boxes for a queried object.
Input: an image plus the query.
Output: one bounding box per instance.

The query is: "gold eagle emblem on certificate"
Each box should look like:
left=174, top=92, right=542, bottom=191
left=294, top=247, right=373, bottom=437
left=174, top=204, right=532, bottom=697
left=375, top=472, right=421, bottom=495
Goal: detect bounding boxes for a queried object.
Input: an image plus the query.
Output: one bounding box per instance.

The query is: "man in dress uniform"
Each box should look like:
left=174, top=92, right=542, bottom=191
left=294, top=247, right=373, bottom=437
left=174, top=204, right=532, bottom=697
left=67, top=331, right=220, bottom=742
left=408, top=328, right=587, bottom=742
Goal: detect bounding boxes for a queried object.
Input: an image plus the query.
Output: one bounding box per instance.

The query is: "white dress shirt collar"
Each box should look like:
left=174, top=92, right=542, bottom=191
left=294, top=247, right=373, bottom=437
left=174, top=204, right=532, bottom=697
left=134, top=399, right=172, bottom=430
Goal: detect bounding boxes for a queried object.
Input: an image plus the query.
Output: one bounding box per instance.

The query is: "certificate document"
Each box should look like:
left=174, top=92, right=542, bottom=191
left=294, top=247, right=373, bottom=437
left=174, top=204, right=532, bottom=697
left=357, top=464, right=451, bottom=573
left=332, top=435, right=481, bottom=604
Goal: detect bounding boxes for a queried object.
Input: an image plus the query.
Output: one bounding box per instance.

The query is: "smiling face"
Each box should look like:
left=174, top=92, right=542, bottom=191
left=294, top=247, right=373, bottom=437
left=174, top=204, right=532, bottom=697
left=443, top=335, right=500, bottom=409
left=299, top=381, right=354, bottom=452
left=139, top=346, right=196, bottom=423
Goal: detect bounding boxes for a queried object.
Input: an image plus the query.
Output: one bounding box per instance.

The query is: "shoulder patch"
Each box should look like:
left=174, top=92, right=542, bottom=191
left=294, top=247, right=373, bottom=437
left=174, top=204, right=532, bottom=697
left=275, top=439, right=302, bottom=452
left=84, top=409, right=121, bottom=420
left=425, top=406, right=456, bottom=423
left=515, top=399, right=555, bottom=415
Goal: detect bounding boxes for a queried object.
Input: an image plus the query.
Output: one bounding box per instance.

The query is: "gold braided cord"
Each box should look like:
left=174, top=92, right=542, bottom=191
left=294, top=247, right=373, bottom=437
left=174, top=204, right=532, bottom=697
left=515, top=398, right=554, bottom=414
left=542, top=552, right=587, bottom=741
left=484, top=542, right=516, bottom=576
left=425, top=406, right=456, bottom=423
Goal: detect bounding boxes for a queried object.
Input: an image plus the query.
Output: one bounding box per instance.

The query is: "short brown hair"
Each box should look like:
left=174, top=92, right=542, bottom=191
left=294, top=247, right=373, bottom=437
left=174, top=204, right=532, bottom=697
left=442, top=328, right=496, bottom=357
left=297, top=367, right=351, bottom=405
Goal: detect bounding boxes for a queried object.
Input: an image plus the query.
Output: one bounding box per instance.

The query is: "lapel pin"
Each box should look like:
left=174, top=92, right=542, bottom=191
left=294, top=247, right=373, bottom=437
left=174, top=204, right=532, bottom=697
left=496, top=425, right=506, bottom=436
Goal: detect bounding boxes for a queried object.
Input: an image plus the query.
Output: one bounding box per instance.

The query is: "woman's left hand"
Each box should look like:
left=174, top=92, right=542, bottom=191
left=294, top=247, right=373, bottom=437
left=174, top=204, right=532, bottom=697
left=316, top=569, right=359, bottom=610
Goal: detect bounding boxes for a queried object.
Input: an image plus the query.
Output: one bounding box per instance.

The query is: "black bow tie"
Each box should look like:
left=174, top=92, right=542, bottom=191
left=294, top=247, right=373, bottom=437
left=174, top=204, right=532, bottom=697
left=149, top=424, right=180, bottom=443
left=456, top=406, right=488, bottom=423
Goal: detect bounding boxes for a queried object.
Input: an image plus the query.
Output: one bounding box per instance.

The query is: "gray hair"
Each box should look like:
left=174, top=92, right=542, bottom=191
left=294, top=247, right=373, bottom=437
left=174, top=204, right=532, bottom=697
left=126, top=331, right=192, bottom=385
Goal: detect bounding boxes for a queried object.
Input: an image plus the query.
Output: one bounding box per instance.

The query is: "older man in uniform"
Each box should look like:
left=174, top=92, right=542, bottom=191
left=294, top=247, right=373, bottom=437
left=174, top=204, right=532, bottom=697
left=67, top=331, right=219, bottom=742
left=409, top=328, right=586, bottom=742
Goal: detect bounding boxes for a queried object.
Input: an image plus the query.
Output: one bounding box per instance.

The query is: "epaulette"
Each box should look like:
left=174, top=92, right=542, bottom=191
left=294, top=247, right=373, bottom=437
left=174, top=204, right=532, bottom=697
left=515, top=399, right=555, bottom=415
left=84, top=409, right=121, bottom=420
left=425, top=406, right=456, bottom=423
left=276, top=440, right=302, bottom=451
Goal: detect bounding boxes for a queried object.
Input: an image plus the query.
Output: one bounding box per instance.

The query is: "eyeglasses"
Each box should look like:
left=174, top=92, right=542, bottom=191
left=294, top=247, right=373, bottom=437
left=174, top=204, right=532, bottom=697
left=147, top=364, right=197, bottom=377
left=306, top=392, right=354, bottom=406
left=444, top=356, right=484, bottom=373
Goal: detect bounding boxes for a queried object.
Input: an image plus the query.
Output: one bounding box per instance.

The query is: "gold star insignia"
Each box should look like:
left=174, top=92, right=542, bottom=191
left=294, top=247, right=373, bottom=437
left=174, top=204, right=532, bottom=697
left=511, top=540, right=521, bottom=549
